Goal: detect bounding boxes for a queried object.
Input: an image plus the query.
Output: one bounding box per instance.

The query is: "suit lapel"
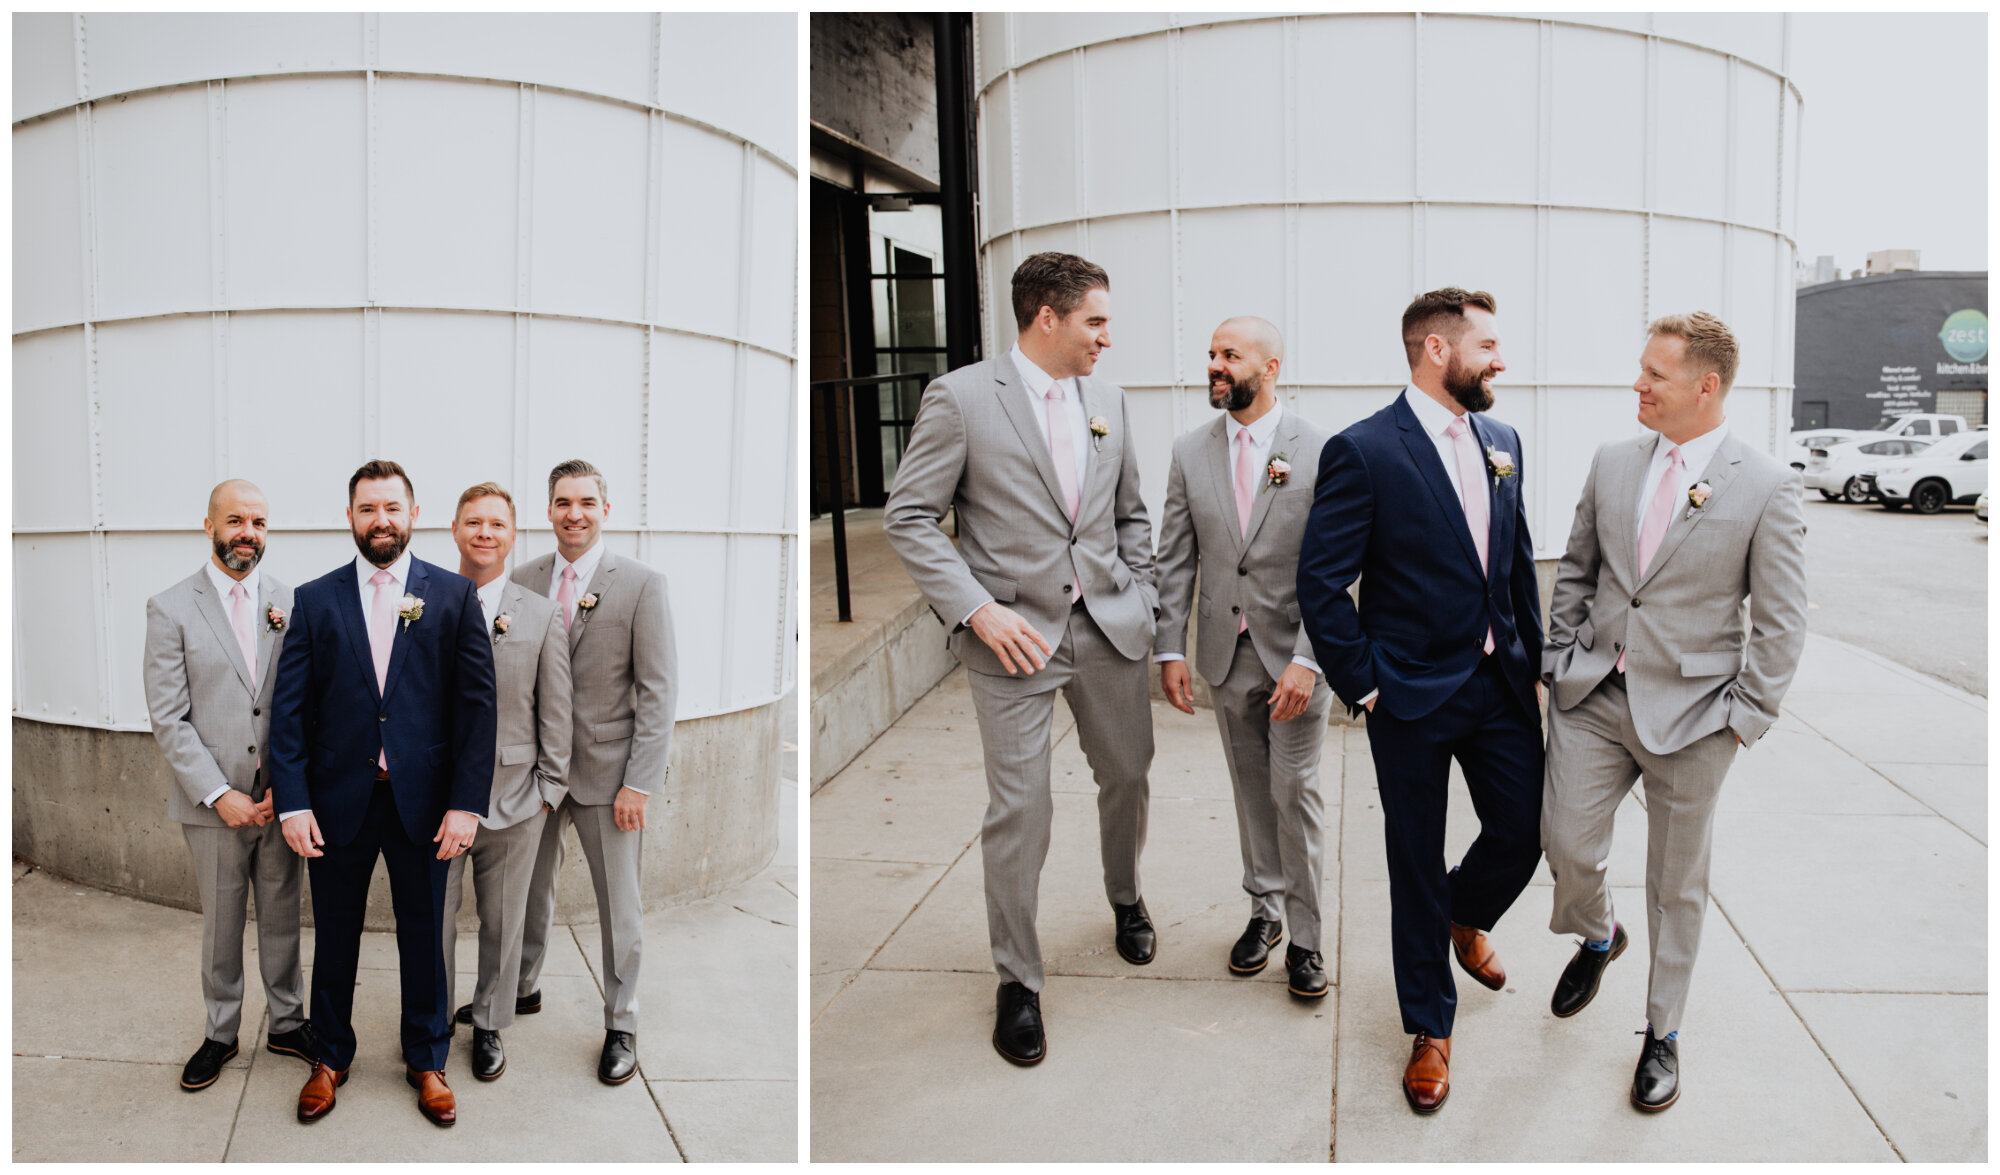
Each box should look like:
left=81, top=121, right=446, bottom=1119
left=381, top=559, right=427, bottom=704
left=1202, top=417, right=1243, bottom=556
left=191, top=572, right=256, bottom=696
left=991, top=360, right=1074, bottom=526
left=254, top=581, right=281, bottom=695
left=1636, top=437, right=1745, bottom=590
left=1240, top=409, right=1295, bottom=551
left=1467, top=413, right=1504, bottom=584
left=333, top=562, right=382, bottom=704
left=494, top=580, right=525, bottom=645
left=571, top=554, right=617, bottom=653
left=1076, top=377, right=1111, bottom=519
left=1394, top=395, right=1484, bottom=575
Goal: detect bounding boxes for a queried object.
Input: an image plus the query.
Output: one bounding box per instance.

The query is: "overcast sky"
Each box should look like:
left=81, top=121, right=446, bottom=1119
left=1789, top=13, right=1987, bottom=274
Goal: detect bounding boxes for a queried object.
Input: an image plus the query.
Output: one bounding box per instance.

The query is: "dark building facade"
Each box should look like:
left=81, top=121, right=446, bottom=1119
left=1794, top=271, right=1988, bottom=430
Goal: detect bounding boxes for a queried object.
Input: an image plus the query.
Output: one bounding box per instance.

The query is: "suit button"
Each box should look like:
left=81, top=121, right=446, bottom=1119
left=247, top=746, right=255, bottom=754
left=379, top=714, right=387, bottom=722
left=1231, top=606, right=1241, bottom=614
left=1632, top=598, right=1642, bottom=608
left=253, top=708, right=260, bottom=716
left=1062, top=584, right=1072, bottom=594
left=1237, top=567, right=1248, bottom=576
left=1070, top=536, right=1077, bottom=545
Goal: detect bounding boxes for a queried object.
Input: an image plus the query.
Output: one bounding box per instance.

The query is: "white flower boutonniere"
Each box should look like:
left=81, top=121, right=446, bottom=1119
left=397, top=594, right=424, bottom=630
left=492, top=613, right=511, bottom=642
left=1264, top=453, right=1291, bottom=493
left=265, top=604, right=286, bottom=632
left=1685, top=481, right=1713, bottom=519
left=1088, top=415, right=1109, bottom=453
left=1486, top=446, right=1517, bottom=481
left=577, top=593, right=600, bottom=614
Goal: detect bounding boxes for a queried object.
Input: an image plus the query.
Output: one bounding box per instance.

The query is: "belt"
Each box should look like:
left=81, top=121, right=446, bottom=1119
left=375, top=766, right=391, bottom=781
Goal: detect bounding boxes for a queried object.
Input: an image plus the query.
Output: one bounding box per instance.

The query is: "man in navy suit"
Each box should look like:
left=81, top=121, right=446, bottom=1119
left=1297, top=288, right=1545, bottom=1115
left=270, top=459, right=496, bottom=1127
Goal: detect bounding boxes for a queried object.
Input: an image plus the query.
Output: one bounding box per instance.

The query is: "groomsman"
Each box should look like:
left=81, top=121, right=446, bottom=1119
left=884, top=252, right=1159, bottom=1067
left=513, top=459, right=678, bottom=1085
left=1154, top=317, right=1336, bottom=998
left=1540, top=312, right=1808, bottom=1112
left=1297, top=289, right=1546, bottom=1114
left=144, top=479, right=315, bottom=1090
left=443, top=483, right=572, bottom=1082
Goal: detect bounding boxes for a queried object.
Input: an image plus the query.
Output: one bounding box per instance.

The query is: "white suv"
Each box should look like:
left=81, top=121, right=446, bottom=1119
left=1804, top=436, right=1935, bottom=503
left=1871, top=434, right=1989, bottom=514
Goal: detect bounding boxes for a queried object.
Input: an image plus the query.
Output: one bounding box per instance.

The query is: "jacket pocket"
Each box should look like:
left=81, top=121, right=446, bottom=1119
left=1111, top=564, right=1132, bottom=590
left=1284, top=601, right=1302, bottom=625
left=972, top=572, right=1017, bottom=603
left=498, top=742, right=535, bottom=767
left=428, top=741, right=449, bottom=765
left=594, top=718, right=636, bottom=743
left=1576, top=618, right=1595, bottom=651
left=1679, top=650, right=1742, bottom=677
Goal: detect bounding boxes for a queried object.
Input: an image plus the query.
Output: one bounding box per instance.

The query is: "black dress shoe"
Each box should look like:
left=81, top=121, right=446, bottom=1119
left=1113, top=899, right=1156, bottom=965
left=472, top=1028, right=505, bottom=1081
left=598, top=1030, right=638, bottom=1085
left=1551, top=923, right=1627, bottom=1018
left=456, top=991, right=540, bottom=1026
left=992, top=981, right=1045, bottom=1066
left=264, top=1023, right=317, bottom=1065
left=1285, top=943, right=1329, bottom=999
left=1228, top=917, right=1283, bottom=975
left=180, top=1038, right=238, bottom=1090
left=1631, top=1029, right=1679, bottom=1112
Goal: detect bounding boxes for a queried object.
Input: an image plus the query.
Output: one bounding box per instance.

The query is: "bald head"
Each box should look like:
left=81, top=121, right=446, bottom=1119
left=204, top=480, right=269, bottom=578
left=1216, top=316, right=1284, bottom=365
left=207, top=478, right=265, bottom=522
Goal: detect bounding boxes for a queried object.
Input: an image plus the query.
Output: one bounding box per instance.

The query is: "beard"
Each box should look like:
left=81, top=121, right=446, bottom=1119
left=1443, top=354, right=1495, bottom=414
left=212, top=533, right=264, bottom=573
left=352, top=520, right=411, bottom=567
left=1208, top=369, right=1260, bottom=412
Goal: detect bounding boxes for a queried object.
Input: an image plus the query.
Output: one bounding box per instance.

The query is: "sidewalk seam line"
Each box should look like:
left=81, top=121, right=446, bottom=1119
left=568, top=921, right=686, bottom=1162
left=811, top=827, right=981, bottom=1028
left=1778, top=707, right=1987, bottom=847
left=221, top=1014, right=256, bottom=1162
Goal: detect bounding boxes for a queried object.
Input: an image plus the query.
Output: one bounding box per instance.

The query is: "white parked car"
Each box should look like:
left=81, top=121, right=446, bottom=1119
left=1872, top=412, right=1971, bottom=441
left=1870, top=433, right=1989, bottom=514
left=1786, top=428, right=1861, bottom=471
left=1803, top=436, right=1935, bottom=503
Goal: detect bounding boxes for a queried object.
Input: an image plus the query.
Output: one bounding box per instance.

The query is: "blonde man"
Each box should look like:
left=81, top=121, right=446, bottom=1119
left=1540, top=312, right=1807, bottom=1112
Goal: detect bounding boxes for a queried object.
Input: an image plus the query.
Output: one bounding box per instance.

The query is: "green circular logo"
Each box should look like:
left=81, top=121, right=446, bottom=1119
left=1939, top=309, right=1987, bottom=362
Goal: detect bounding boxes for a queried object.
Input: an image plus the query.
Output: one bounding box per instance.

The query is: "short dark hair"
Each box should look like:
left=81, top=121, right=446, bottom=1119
left=1011, top=252, right=1110, bottom=332
left=1400, top=287, right=1498, bottom=366
left=547, top=459, right=609, bottom=504
left=348, top=459, right=414, bottom=507
left=455, top=481, right=515, bottom=522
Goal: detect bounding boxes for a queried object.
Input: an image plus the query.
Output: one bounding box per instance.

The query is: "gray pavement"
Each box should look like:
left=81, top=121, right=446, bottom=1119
left=809, top=634, right=1986, bottom=1161
left=13, top=770, right=797, bottom=1162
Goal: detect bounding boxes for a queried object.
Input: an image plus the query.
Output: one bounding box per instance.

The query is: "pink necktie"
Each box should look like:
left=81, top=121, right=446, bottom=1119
left=368, top=569, right=395, bottom=768
left=1234, top=429, right=1256, bottom=633
left=1619, top=446, right=1685, bottom=672
left=1446, top=418, right=1495, bottom=655
left=558, top=564, right=578, bottom=632
left=229, top=581, right=257, bottom=681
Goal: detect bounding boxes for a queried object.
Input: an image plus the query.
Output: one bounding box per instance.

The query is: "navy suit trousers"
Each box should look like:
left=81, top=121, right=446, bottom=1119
left=306, top=778, right=452, bottom=1072
left=1365, top=655, right=1544, bottom=1038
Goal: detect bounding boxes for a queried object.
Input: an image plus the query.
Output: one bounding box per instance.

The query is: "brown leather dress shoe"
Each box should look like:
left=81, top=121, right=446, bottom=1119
left=1449, top=924, right=1506, bottom=991
left=296, top=1061, right=348, bottom=1123
left=406, top=1066, right=456, bottom=1127
left=1403, top=1033, right=1452, bottom=1114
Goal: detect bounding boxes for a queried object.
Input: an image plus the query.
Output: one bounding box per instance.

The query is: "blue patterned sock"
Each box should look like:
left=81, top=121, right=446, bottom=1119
left=1583, top=935, right=1613, bottom=951
left=1647, top=1022, right=1678, bottom=1042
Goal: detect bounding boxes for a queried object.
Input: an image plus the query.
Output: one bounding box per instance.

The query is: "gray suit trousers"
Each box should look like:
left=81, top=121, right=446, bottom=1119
left=443, top=808, right=548, bottom=1031
left=967, top=603, right=1153, bottom=992
left=1210, top=633, right=1333, bottom=951
left=182, top=820, right=306, bottom=1042
left=517, top=797, right=644, bottom=1032
left=1542, top=673, right=1739, bottom=1036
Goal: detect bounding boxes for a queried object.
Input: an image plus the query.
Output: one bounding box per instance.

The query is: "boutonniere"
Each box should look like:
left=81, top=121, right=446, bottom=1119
left=577, top=593, right=599, bottom=614
left=1685, top=481, right=1713, bottom=519
left=397, top=594, right=424, bottom=630
left=1088, top=415, right=1109, bottom=453
left=492, top=613, right=511, bottom=642
left=1264, top=453, right=1291, bottom=492
left=265, top=604, right=286, bottom=632
left=1485, top=446, right=1517, bottom=481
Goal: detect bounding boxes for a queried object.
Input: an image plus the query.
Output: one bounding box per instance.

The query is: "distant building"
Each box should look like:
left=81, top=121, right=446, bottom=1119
left=1865, top=249, right=1922, bottom=276
left=1794, top=271, right=1988, bottom=429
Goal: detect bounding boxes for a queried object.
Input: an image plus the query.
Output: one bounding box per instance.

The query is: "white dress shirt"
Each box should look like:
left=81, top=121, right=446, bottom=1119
left=551, top=540, right=607, bottom=630
left=280, top=549, right=414, bottom=823
left=200, top=561, right=262, bottom=809
left=1635, top=420, right=1730, bottom=536
left=474, top=574, right=506, bottom=633
left=1154, top=404, right=1319, bottom=675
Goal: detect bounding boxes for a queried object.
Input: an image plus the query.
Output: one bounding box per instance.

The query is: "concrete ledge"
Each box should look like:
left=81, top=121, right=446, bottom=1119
left=12, top=696, right=784, bottom=931
left=811, top=596, right=955, bottom=787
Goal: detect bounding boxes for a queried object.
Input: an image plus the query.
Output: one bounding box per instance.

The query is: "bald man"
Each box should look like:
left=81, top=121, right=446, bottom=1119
left=1155, top=317, right=1337, bottom=996
left=144, top=480, right=315, bottom=1091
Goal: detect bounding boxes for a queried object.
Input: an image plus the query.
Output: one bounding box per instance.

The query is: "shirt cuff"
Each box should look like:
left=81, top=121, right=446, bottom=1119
left=1153, top=652, right=1185, bottom=664
left=1358, top=688, right=1379, bottom=707
left=1291, top=655, right=1321, bottom=675
left=620, top=786, right=651, bottom=798
left=201, top=783, right=232, bottom=808
left=278, top=809, right=311, bottom=822
left=961, top=599, right=996, bottom=629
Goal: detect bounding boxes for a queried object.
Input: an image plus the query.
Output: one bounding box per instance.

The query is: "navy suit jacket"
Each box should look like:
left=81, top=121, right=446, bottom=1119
left=1297, top=393, right=1542, bottom=721
left=269, top=555, right=497, bottom=847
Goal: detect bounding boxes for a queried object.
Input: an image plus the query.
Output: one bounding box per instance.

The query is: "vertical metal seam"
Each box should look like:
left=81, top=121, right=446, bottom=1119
left=1537, top=21, right=1553, bottom=207
left=71, top=13, right=88, bottom=103
left=363, top=308, right=381, bottom=455
left=516, top=85, right=536, bottom=312
left=1410, top=14, right=1425, bottom=296
left=640, top=327, right=653, bottom=533
left=1166, top=27, right=1183, bottom=426
left=212, top=313, right=229, bottom=479
left=208, top=80, right=227, bottom=310
left=1643, top=34, right=1657, bottom=329
left=75, top=105, right=99, bottom=325
left=85, top=317, right=112, bottom=722
left=1072, top=47, right=1087, bottom=225
left=1720, top=57, right=1737, bottom=327
left=643, top=111, right=663, bottom=324
left=718, top=139, right=760, bottom=709
left=1005, top=14, right=1023, bottom=360
left=512, top=313, right=531, bottom=520
left=364, top=70, right=378, bottom=306
left=650, top=12, right=663, bottom=108
left=1282, top=17, right=1299, bottom=388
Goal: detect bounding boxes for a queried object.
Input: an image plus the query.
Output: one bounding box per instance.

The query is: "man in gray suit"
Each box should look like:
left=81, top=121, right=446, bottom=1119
left=884, top=251, right=1159, bottom=1067
left=1540, top=311, right=1808, bottom=1112
left=442, top=482, right=572, bottom=1082
left=143, top=479, right=316, bottom=1090
left=1155, top=316, right=1336, bottom=999
left=512, top=459, right=677, bottom=1085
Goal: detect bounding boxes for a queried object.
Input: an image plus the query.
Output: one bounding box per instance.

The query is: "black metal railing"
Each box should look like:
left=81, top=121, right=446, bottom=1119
left=812, top=372, right=931, bottom=623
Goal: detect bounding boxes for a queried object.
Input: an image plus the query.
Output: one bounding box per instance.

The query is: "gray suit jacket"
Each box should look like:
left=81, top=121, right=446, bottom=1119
left=1544, top=432, right=1808, bottom=754
left=883, top=356, right=1157, bottom=675
left=1155, top=408, right=1332, bottom=686
left=143, top=567, right=293, bottom=826
left=511, top=550, right=677, bottom=804
left=484, top=580, right=573, bottom=829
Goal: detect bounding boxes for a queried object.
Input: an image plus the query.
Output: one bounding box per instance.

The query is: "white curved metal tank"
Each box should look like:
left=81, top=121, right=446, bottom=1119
left=973, top=12, right=1801, bottom=556
left=14, top=12, right=798, bottom=733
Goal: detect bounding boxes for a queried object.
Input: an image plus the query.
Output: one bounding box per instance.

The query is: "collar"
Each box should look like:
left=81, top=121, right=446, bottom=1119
left=555, top=540, right=606, bottom=588
left=203, top=560, right=260, bottom=605
left=475, top=575, right=506, bottom=614
left=1009, top=343, right=1074, bottom=402
left=1653, top=419, right=1730, bottom=471
left=1403, top=385, right=1470, bottom=441
left=1225, top=404, right=1283, bottom=449
left=355, top=547, right=414, bottom=590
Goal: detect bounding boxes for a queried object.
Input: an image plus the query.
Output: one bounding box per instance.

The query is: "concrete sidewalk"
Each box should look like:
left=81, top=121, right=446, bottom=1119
left=13, top=770, right=797, bottom=1162
left=809, top=634, right=1986, bottom=1161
